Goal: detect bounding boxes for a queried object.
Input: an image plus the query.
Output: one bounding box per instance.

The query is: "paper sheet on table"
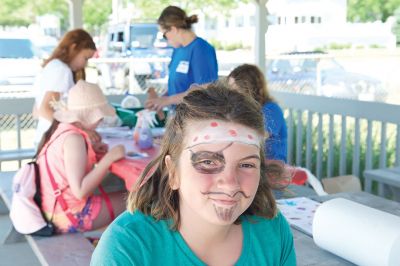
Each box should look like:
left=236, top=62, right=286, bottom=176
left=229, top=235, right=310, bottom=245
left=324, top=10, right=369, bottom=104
left=97, top=127, right=132, bottom=139
left=277, top=197, right=320, bottom=236
left=313, top=198, right=400, bottom=266
left=125, top=151, right=149, bottom=159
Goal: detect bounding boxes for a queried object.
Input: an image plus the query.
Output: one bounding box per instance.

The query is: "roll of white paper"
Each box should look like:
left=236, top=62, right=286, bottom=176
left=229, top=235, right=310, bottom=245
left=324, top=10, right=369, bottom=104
left=313, top=198, right=400, bottom=266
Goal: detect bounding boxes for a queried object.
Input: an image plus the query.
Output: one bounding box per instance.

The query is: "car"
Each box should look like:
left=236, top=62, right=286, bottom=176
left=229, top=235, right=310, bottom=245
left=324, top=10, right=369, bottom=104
left=100, top=23, right=172, bottom=92
left=0, top=35, right=42, bottom=86
left=266, top=51, right=386, bottom=102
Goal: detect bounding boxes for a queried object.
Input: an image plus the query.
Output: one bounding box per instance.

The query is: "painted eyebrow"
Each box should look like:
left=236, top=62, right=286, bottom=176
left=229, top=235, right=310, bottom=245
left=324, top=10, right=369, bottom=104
left=240, top=155, right=261, bottom=161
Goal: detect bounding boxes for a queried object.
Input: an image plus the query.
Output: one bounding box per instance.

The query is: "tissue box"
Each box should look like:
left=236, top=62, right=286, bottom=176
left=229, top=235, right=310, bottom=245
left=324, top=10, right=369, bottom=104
left=321, top=175, right=362, bottom=194
left=113, top=103, right=166, bottom=128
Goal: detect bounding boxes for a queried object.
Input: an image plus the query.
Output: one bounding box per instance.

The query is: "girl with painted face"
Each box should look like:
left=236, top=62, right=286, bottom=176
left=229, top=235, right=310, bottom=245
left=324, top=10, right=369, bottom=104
left=91, top=82, right=296, bottom=265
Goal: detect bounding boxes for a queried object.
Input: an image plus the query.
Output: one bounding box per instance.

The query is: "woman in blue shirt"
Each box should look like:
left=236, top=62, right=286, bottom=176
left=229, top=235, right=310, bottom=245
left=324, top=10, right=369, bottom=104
left=228, top=64, right=288, bottom=163
left=91, top=82, right=296, bottom=265
left=145, top=5, right=218, bottom=111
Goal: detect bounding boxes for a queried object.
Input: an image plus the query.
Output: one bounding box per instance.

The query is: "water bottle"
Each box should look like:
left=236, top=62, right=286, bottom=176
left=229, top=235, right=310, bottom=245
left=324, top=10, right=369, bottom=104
left=137, top=126, right=153, bottom=149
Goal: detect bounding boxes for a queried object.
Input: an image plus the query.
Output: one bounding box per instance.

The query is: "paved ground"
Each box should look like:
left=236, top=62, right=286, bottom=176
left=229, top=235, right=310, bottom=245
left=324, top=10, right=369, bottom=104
left=0, top=210, right=40, bottom=266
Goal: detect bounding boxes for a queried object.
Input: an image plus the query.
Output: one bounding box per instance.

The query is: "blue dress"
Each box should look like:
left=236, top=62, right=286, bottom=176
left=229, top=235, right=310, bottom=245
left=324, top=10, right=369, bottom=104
left=168, top=37, right=218, bottom=96
left=263, top=101, right=288, bottom=162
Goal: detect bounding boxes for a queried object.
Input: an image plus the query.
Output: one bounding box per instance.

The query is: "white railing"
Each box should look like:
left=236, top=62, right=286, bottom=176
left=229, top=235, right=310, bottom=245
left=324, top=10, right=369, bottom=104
left=2, top=92, right=400, bottom=179
left=2, top=88, right=400, bottom=201
left=0, top=95, right=127, bottom=170
left=273, top=91, right=400, bottom=180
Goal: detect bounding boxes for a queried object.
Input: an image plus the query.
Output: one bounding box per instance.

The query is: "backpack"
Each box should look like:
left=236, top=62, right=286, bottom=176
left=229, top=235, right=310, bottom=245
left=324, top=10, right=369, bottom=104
left=9, top=129, right=79, bottom=236
left=9, top=161, right=55, bottom=236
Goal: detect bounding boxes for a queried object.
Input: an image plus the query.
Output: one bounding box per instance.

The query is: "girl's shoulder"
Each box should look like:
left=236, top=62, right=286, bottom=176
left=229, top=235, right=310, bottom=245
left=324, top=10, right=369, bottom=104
left=41, top=59, right=70, bottom=78
left=42, top=59, right=71, bottom=78
left=243, top=212, right=288, bottom=230
left=188, top=37, right=214, bottom=52
left=100, top=211, right=170, bottom=245
left=45, top=59, right=69, bottom=69
left=49, top=124, right=87, bottom=148
left=264, top=101, right=279, bottom=108
left=263, top=101, right=284, bottom=113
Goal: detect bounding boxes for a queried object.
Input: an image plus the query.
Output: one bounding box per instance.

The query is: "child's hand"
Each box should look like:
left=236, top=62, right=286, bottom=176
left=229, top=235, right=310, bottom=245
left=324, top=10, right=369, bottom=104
left=106, top=145, right=126, bottom=163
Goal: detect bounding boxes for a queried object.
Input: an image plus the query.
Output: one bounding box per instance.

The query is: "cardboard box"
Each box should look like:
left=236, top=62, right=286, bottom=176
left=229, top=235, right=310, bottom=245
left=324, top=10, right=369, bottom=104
left=321, top=175, right=361, bottom=194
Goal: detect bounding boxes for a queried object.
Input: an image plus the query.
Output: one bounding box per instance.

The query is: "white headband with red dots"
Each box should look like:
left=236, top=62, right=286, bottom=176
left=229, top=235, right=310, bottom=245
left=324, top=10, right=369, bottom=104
left=187, top=121, right=262, bottom=148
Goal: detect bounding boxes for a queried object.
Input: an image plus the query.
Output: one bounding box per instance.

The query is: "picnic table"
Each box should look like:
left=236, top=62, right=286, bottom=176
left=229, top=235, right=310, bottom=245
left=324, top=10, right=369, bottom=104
left=100, top=127, right=160, bottom=191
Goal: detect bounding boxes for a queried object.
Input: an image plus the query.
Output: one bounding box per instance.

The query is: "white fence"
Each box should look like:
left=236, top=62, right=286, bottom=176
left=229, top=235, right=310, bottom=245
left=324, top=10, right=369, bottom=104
left=273, top=91, right=400, bottom=181
left=2, top=92, right=400, bottom=186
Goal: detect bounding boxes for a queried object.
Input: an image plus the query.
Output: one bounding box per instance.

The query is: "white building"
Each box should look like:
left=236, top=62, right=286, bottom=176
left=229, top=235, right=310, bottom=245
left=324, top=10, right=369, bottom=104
left=194, top=0, right=395, bottom=53
left=267, top=0, right=346, bottom=25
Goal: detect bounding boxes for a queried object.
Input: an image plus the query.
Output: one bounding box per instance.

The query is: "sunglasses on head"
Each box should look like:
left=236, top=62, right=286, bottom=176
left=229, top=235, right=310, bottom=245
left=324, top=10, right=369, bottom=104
left=162, top=29, right=171, bottom=40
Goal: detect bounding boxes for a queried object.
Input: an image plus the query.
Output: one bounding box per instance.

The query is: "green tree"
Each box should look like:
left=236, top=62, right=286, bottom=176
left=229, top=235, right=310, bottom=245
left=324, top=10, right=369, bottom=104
left=348, top=0, right=400, bottom=22
left=0, top=0, right=247, bottom=32
left=83, top=0, right=112, bottom=34
left=0, top=0, right=68, bottom=30
left=128, top=0, right=248, bottom=20
left=32, top=0, right=69, bottom=31
left=392, top=7, right=400, bottom=45
left=0, top=0, right=33, bottom=26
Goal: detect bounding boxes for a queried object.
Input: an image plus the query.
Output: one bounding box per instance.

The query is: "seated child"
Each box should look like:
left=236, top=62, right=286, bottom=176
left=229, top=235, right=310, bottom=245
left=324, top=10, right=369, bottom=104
left=228, top=64, right=288, bottom=162
left=35, top=80, right=126, bottom=233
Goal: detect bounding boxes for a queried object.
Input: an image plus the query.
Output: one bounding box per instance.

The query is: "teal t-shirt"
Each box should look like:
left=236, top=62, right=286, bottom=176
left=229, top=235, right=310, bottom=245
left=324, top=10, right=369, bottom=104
left=91, top=211, right=296, bottom=266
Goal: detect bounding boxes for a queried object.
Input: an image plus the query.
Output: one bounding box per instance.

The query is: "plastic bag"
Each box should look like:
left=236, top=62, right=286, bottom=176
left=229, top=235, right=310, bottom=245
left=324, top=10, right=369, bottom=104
left=133, top=110, right=158, bottom=149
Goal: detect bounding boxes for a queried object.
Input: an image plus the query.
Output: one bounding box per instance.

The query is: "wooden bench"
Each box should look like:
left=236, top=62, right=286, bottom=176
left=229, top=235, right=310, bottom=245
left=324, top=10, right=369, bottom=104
left=0, top=171, right=94, bottom=265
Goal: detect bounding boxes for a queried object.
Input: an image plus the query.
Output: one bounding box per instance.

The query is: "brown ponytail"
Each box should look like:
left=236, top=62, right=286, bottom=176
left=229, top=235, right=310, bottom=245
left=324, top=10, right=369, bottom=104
left=35, top=120, right=60, bottom=158
left=158, top=6, right=198, bottom=30
left=185, top=15, right=198, bottom=26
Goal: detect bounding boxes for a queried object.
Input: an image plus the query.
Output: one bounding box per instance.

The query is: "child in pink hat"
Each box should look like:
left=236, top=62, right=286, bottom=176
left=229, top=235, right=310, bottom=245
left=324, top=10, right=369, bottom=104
left=35, top=80, right=126, bottom=233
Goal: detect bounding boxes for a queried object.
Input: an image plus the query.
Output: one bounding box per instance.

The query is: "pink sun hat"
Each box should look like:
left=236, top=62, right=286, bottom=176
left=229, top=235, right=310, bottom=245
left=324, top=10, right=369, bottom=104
left=53, top=80, right=115, bottom=125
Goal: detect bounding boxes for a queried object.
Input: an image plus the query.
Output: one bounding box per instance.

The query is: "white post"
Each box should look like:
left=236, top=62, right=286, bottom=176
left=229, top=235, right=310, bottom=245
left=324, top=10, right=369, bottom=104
left=254, top=0, right=268, bottom=74
left=316, top=59, right=322, bottom=95
left=112, top=0, right=120, bottom=23
left=68, top=0, right=83, bottom=29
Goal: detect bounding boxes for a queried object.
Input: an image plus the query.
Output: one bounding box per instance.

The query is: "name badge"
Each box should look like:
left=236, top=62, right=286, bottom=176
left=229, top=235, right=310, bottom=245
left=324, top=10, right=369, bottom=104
left=176, top=61, right=189, bottom=74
